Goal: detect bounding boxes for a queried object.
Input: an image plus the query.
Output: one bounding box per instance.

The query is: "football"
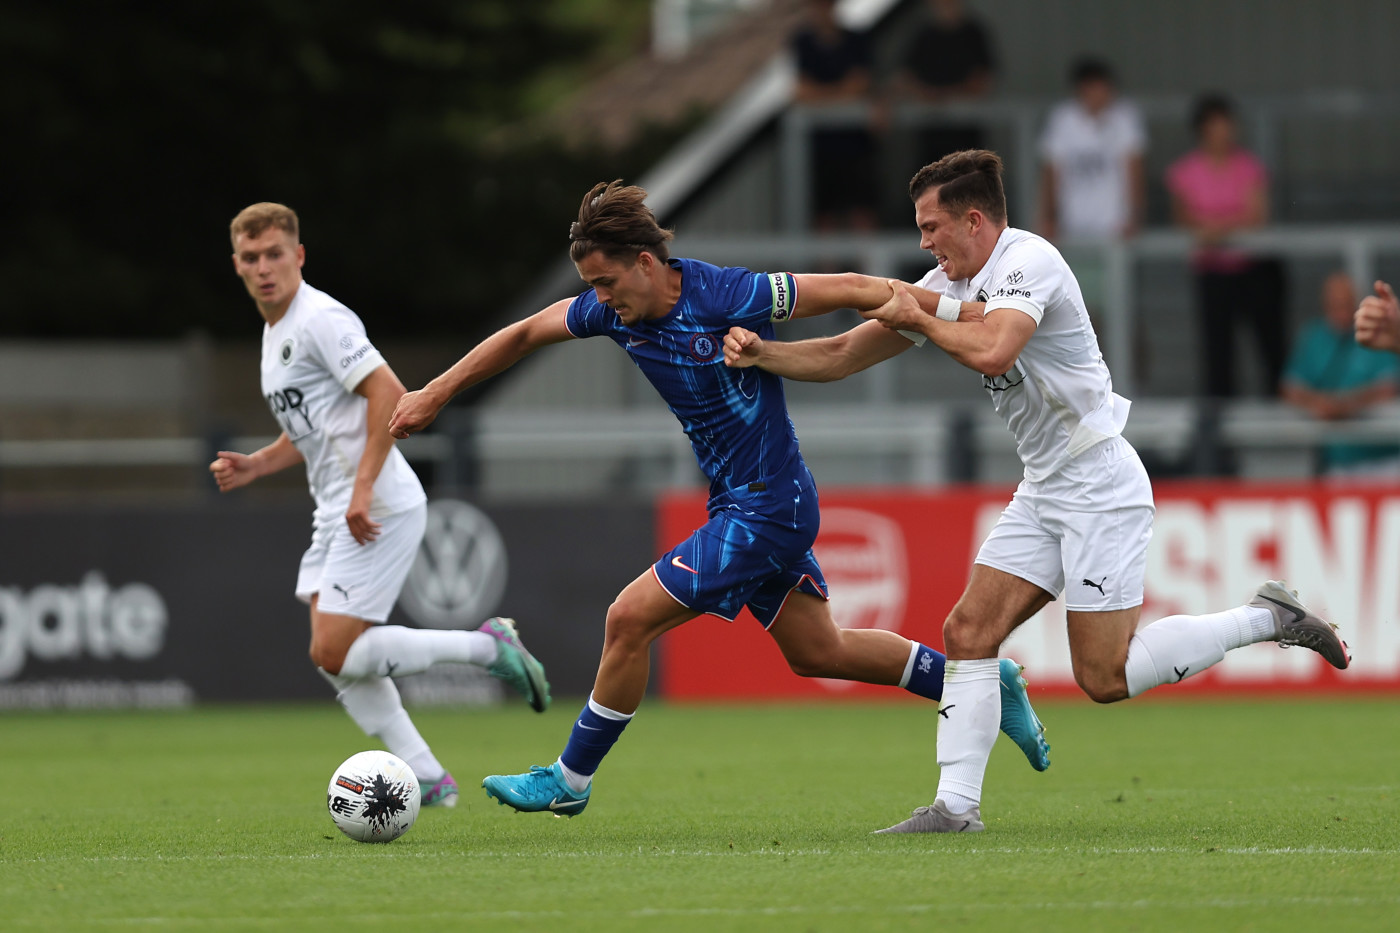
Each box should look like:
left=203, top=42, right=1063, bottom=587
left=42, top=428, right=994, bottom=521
left=326, top=750, right=421, bottom=843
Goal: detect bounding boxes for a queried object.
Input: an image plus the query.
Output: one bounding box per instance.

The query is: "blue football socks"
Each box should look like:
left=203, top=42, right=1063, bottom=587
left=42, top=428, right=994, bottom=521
left=902, top=642, right=947, bottom=701
left=559, top=694, right=633, bottom=785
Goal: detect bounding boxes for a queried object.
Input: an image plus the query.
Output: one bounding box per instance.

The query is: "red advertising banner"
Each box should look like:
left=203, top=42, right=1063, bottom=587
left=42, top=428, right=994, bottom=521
left=657, top=483, right=1400, bottom=699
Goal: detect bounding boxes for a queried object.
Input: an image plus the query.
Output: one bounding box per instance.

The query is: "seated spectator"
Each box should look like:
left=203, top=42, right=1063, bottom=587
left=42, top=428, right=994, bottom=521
left=791, top=0, right=877, bottom=230
left=893, top=0, right=996, bottom=164
left=1282, top=272, right=1400, bottom=475
left=1167, top=93, right=1286, bottom=397
left=1037, top=57, right=1145, bottom=336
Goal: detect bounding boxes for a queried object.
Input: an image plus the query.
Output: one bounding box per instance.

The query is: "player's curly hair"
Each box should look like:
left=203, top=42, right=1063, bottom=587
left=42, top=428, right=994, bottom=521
left=230, top=202, right=299, bottom=248
left=568, top=180, right=674, bottom=265
left=908, top=150, right=1008, bottom=224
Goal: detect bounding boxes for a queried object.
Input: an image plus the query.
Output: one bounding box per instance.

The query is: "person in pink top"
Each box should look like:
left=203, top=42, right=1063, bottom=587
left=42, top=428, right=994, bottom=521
left=1167, top=93, right=1286, bottom=399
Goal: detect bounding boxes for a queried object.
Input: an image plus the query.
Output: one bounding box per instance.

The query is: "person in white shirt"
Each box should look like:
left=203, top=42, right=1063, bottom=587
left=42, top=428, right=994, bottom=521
left=1036, top=57, right=1145, bottom=324
left=1037, top=58, right=1145, bottom=243
left=211, top=203, right=550, bottom=809
left=723, top=150, right=1350, bottom=834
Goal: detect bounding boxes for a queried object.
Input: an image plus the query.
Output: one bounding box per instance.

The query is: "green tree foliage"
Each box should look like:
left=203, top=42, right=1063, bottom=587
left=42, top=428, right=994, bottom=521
left=1, top=0, right=670, bottom=338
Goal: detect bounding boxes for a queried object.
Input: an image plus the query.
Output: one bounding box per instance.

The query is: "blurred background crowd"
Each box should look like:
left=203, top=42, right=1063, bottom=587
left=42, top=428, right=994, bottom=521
left=5, top=0, right=1400, bottom=501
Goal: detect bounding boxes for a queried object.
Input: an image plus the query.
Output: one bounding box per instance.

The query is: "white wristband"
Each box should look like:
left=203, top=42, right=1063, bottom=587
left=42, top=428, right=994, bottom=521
left=936, top=293, right=961, bottom=322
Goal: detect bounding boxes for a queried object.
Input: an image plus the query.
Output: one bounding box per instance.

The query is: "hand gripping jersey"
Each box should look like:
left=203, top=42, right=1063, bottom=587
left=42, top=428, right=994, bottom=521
left=259, top=282, right=425, bottom=524
left=565, top=258, right=806, bottom=508
left=913, top=228, right=1132, bottom=481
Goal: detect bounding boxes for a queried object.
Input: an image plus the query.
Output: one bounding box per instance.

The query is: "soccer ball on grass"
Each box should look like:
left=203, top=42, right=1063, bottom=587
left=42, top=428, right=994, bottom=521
left=326, top=750, right=421, bottom=843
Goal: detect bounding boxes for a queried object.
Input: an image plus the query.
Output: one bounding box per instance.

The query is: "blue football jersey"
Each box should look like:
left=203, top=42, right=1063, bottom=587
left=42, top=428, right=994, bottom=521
left=565, top=258, right=805, bottom=503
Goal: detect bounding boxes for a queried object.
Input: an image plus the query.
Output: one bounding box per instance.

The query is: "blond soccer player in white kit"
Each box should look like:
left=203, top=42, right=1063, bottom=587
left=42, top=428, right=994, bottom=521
left=723, top=151, right=1351, bottom=833
left=212, top=203, right=550, bottom=808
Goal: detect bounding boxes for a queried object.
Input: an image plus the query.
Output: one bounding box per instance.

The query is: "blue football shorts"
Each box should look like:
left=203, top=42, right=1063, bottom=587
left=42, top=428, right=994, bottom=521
left=652, top=475, right=829, bottom=628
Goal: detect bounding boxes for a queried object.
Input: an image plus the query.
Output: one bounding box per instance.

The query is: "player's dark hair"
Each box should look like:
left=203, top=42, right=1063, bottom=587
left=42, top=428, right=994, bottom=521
left=1069, top=56, right=1114, bottom=86
left=1191, top=92, right=1235, bottom=135
left=230, top=202, right=299, bottom=248
left=568, top=180, right=674, bottom=265
left=908, top=150, right=1007, bottom=224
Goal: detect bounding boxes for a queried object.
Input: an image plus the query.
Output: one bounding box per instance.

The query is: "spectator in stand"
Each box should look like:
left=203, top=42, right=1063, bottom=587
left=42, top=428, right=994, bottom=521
left=791, top=0, right=877, bottom=231
left=1037, top=57, right=1146, bottom=326
left=893, top=0, right=996, bottom=163
left=1167, top=93, right=1286, bottom=398
left=1281, top=272, right=1400, bottom=476
left=1038, top=58, right=1145, bottom=244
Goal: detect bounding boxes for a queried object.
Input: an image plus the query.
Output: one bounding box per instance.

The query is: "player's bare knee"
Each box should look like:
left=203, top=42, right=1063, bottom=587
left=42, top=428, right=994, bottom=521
left=1076, top=668, right=1128, bottom=704
left=942, top=607, right=993, bottom=658
left=784, top=646, right=836, bottom=678
left=310, top=641, right=347, bottom=675
left=602, top=599, right=653, bottom=656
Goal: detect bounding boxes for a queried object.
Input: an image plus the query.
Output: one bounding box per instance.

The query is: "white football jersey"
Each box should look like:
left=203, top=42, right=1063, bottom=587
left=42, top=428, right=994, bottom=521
left=912, top=228, right=1131, bottom=481
left=259, top=282, right=425, bottom=523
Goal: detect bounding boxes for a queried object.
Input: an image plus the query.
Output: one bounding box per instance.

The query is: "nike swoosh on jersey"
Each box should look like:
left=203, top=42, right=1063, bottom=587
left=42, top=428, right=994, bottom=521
left=627, top=337, right=649, bottom=347
left=670, top=555, right=699, bottom=574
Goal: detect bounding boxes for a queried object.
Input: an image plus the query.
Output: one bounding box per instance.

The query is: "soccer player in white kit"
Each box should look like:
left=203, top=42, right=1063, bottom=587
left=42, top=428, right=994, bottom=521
left=212, top=203, right=550, bottom=809
left=724, top=151, right=1351, bottom=833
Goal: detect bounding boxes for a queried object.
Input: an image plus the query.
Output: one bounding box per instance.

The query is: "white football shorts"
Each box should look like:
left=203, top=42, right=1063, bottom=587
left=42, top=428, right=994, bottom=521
left=295, top=502, right=427, bottom=623
left=975, top=435, right=1155, bottom=612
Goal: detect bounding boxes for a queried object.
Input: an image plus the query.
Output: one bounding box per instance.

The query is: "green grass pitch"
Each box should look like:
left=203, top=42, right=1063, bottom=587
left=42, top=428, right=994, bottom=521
left=3, top=696, right=1396, bottom=932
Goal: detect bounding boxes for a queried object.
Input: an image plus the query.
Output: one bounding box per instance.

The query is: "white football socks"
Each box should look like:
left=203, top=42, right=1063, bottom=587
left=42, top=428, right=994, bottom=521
left=557, top=760, right=592, bottom=794
left=1124, top=605, right=1275, bottom=697
left=319, top=669, right=445, bottom=782
left=337, top=625, right=499, bottom=680
left=935, top=658, right=1001, bottom=815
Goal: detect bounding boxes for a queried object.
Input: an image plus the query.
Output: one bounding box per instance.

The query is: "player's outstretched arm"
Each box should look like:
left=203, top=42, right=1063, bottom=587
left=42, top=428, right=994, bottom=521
left=724, top=319, right=912, bottom=382
left=864, top=282, right=1034, bottom=377
left=389, top=299, right=574, bottom=438
left=1355, top=281, right=1400, bottom=354
left=791, top=273, right=984, bottom=324
left=789, top=273, right=897, bottom=319
left=209, top=433, right=303, bottom=492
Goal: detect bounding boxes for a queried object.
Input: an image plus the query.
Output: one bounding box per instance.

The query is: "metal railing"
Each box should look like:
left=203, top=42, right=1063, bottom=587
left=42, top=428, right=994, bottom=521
left=5, top=399, right=1400, bottom=496
left=779, top=92, right=1400, bottom=233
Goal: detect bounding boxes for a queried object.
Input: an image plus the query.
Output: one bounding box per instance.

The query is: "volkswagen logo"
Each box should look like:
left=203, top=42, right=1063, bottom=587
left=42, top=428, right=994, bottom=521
left=400, top=500, right=508, bottom=629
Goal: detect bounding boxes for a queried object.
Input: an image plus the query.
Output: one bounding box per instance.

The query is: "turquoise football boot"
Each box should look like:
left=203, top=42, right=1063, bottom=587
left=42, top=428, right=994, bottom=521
left=999, top=658, right=1050, bottom=771
left=483, top=762, right=590, bottom=817
left=479, top=617, right=551, bottom=712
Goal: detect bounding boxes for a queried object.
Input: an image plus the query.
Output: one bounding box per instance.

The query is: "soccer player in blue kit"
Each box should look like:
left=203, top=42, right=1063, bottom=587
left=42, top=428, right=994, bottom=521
left=388, top=181, right=1049, bottom=816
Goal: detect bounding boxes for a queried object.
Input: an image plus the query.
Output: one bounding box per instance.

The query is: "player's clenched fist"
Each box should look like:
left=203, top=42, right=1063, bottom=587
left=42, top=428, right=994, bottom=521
left=1355, top=281, right=1400, bottom=354
left=388, top=388, right=443, bottom=439
left=209, top=450, right=257, bottom=492
left=723, top=326, right=765, bottom=367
